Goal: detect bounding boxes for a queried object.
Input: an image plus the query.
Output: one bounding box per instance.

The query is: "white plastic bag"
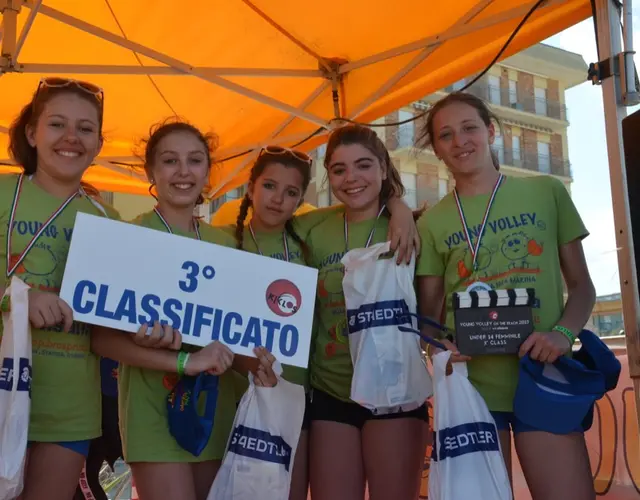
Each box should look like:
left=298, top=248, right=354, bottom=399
left=342, top=241, right=432, bottom=414
left=429, top=351, right=512, bottom=500
left=208, top=362, right=305, bottom=500
left=0, top=277, right=32, bottom=500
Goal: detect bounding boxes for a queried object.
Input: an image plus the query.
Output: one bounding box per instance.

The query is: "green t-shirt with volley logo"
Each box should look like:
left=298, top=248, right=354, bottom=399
left=117, top=210, right=237, bottom=462
left=0, top=174, right=120, bottom=442
left=416, top=175, right=588, bottom=412
left=305, top=207, right=390, bottom=402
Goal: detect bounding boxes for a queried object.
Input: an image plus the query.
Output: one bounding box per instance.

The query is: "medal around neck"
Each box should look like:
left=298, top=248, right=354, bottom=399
left=452, top=288, right=535, bottom=356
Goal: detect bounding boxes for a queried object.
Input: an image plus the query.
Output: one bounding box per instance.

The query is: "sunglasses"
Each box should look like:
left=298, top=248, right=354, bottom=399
left=259, top=145, right=312, bottom=165
left=34, top=77, right=105, bottom=122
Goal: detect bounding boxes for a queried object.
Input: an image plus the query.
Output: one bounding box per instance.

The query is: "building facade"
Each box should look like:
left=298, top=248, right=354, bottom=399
left=304, top=43, right=587, bottom=210
left=588, top=293, right=624, bottom=337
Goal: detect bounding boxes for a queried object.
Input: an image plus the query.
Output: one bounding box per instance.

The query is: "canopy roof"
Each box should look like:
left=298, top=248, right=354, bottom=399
left=0, top=0, right=592, bottom=198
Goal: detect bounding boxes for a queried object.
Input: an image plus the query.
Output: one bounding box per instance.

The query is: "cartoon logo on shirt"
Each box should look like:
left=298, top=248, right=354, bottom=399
left=500, top=231, right=543, bottom=270
left=317, top=268, right=344, bottom=309
left=1, top=218, right=62, bottom=291
left=266, top=279, right=301, bottom=317
left=163, top=373, right=179, bottom=391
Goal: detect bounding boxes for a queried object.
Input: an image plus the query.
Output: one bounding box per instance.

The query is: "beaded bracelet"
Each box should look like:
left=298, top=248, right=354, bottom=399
left=177, top=352, right=190, bottom=377
left=552, top=325, right=576, bottom=346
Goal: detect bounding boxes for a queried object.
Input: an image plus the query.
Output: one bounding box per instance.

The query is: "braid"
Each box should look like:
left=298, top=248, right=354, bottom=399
left=284, top=219, right=310, bottom=265
left=235, top=195, right=251, bottom=250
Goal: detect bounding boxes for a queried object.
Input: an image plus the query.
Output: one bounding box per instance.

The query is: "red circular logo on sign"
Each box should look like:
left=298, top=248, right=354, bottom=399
left=266, top=279, right=302, bottom=317
left=489, top=311, right=499, bottom=321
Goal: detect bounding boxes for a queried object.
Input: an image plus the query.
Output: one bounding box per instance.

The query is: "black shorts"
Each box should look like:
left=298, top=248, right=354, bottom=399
left=301, top=392, right=311, bottom=431
left=308, top=388, right=429, bottom=429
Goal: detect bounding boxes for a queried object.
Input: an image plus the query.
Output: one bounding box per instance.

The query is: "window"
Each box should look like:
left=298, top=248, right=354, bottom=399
left=512, top=136, right=521, bottom=166
left=317, top=143, right=327, bottom=158
left=488, top=75, right=501, bottom=105
left=508, top=80, right=517, bottom=104
left=401, top=172, right=417, bottom=209
left=537, top=142, right=550, bottom=173
left=397, top=110, right=414, bottom=148
left=493, top=136, right=504, bottom=165
left=534, top=87, right=547, bottom=116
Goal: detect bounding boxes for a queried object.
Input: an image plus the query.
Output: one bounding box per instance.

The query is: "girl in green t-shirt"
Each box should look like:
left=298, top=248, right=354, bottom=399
left=306, top=125, right=429, bottom=500
left=415, top=92, right=596, bottom=499
left=90, top=120, right=277, bottom=500
left=1, top=78, right=120, bottom=500
left=222, top=145, right=316, bottom=500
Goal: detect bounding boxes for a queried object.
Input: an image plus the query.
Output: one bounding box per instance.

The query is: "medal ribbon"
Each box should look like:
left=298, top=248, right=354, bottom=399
left=452, top=174, right=503, bottom=272
left=154, top=207, right=201, bottom=240
left=344, top=204, right=387, bottom=252
left=248, top=222, right=290, bottom=262
left=7, top=174, right=79, bottom=277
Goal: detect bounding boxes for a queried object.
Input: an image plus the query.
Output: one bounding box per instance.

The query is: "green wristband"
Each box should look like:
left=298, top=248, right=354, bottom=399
left=177, top=352, right=190, bottom=377
left=552, top=325, right=576, bottom=346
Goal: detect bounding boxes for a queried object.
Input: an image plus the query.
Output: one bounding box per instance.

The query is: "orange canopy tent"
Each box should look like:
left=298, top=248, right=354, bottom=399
left=0, top=0, right=592, bottom=199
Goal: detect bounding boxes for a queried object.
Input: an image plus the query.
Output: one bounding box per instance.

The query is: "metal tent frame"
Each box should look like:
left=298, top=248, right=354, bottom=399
left=2, top=0, right=640, bottom=425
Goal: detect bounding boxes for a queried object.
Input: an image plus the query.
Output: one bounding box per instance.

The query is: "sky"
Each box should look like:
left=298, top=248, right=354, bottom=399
left=543, top=9, right=640, bottom=297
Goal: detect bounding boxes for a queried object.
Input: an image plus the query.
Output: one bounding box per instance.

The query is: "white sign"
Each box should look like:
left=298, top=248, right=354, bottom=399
left=59, top=213, right=318, bottom=368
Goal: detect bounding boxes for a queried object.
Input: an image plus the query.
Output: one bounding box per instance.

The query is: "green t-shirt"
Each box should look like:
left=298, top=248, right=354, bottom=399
left=118, top=210, right=237, bottom=462
left=0, top=174, right=120, bottom=442
left=306, top=207, right=390, bottom=402
left=416, top=175, right=588, bottom=412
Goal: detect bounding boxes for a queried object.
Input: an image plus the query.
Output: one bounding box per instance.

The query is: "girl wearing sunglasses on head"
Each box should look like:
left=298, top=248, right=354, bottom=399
left=90, top=119, right=280, bottom=500
left=1, top=77, right=120, bottom=500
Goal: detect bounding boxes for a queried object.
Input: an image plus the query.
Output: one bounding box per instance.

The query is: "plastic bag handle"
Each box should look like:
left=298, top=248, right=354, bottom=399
left=431, top=350, right=469, bottom=379
left=397, top=326, right=447, bottom=351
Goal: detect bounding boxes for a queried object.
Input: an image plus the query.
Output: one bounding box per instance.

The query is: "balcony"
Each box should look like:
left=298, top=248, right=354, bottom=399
left=444, top=83, right=568, bottom=123
left=494, top=146, right=572, bottom=178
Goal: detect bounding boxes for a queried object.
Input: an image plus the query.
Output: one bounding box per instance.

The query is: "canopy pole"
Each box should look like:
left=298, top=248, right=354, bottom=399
left=14, top=0, right=40, bottom=61
left=594, top=0, right=640, bottom=429
left=622, top=0, right=639, bottom=105
left=0, top=0, right=19, bottom=67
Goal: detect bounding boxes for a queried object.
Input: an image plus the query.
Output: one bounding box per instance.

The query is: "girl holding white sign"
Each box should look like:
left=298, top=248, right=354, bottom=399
left=90, top=119, right=279, bottom=500
left=1, top=77, right=121, bottom=500
left=224, top=145, right=315, bottom=500
left=415, top=92, right=596, bottom=500
left=305, top=124, right=429, bottom=500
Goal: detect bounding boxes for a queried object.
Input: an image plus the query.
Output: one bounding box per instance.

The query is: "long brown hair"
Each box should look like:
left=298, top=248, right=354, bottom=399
left=324, top=124, right=405, bottom=202
left=8, top=78, right=105, bottom=194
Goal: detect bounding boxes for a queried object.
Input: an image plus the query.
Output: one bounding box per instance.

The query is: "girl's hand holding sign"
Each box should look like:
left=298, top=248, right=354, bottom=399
left=133, top=321, right=182, bottom=351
